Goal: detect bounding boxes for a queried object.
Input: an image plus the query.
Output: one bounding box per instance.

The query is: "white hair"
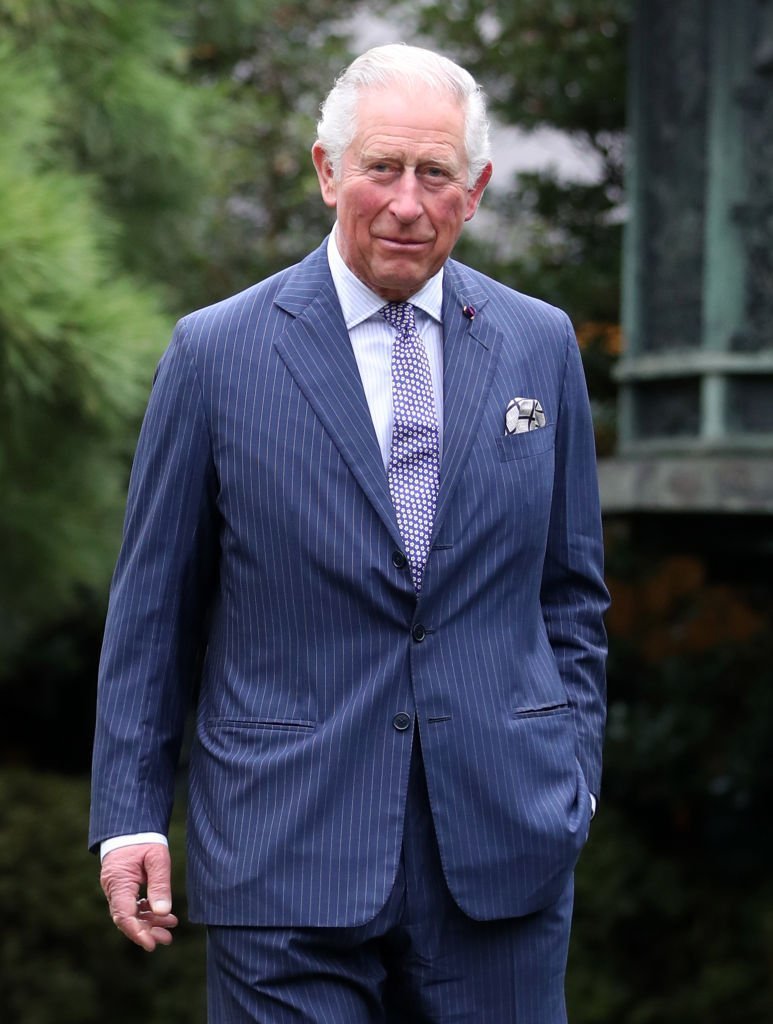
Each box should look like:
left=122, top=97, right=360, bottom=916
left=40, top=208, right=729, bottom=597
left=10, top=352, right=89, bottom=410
left=316, top=43, right=491, bottom=188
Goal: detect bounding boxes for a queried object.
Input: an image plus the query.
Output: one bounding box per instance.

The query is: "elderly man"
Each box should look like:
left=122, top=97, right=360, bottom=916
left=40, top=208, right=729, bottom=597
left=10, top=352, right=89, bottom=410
left=91, top=43, right=608, bottom=1023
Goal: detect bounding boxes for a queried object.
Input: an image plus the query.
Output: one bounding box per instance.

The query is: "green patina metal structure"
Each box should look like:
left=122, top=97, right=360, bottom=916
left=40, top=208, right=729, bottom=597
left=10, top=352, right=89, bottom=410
left=600, top=0, right=773, bottom=513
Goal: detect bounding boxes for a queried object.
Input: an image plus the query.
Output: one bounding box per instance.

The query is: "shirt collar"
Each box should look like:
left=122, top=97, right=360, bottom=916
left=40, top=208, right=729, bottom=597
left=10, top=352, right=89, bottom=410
left=326, top=227, right=444, bottom=330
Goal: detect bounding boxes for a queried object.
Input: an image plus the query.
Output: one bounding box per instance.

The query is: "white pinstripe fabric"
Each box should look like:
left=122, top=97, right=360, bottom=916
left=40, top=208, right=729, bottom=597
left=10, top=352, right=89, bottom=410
left=206, top=740, right=574, bottom=1023
left=90, top=240, right=608, bottom=930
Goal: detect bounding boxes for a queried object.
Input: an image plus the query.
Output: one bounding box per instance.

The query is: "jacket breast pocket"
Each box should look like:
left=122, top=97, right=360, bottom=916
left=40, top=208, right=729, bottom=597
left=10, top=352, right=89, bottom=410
left=496, top=423, right=555, bottom=462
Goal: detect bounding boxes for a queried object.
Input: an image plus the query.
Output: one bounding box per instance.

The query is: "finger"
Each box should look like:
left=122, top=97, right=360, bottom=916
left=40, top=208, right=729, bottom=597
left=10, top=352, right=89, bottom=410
left=147, top=924, right=176, bottom=947
left=125, top=921, right=175, bottom=951
left=101, top=846, right=144, bottom=908
left=137, top=898, right=179, bottom=929
left=117, top=912, right=159, bottom=951
left=116, top=907, right=177, bottom=951
left=144, top=844, right=173, bottom=916
left=105, top=875, right=143, bottom=926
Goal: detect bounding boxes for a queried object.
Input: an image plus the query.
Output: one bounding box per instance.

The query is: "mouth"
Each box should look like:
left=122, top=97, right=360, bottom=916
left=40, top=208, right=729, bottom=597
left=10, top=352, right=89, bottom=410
left=375, top=236, right=432, bottom=250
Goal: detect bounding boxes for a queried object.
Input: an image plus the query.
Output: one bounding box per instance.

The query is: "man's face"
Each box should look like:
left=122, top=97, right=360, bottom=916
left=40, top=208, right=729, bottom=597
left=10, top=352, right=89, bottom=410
left=312, top=86, right=492, bottom=302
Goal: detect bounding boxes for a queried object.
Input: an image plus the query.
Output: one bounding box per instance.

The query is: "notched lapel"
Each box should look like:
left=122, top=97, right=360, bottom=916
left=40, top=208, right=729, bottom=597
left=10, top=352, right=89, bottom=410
left=434, top=266, right=502, bottom=537
left=272, top=258, right=402, bottom=549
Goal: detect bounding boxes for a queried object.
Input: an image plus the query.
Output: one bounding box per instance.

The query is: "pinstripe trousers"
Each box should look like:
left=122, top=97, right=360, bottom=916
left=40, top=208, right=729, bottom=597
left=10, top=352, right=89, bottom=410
left=206, top=731, right=574, bottom=1024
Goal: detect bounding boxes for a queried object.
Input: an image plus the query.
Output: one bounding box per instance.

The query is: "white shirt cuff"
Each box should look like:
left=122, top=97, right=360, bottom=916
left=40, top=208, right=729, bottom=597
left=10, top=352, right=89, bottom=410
left=100, top=832, right=168, bottom=862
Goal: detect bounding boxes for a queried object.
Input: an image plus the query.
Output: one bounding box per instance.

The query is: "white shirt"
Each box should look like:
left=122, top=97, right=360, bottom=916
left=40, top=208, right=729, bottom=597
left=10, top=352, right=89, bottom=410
left=326, top=227, right=445, bottom=466
left=100, top=230, right=446, bottom=860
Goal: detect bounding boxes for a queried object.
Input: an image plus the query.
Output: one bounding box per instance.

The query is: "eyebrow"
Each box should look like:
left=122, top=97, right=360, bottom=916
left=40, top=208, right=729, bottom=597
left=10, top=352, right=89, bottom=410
left=360, top=149, right=460, bottom=172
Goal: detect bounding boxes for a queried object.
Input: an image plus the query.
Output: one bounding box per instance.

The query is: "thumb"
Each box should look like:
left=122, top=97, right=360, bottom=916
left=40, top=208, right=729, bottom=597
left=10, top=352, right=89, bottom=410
left=144, top=843, right=173, bottom=915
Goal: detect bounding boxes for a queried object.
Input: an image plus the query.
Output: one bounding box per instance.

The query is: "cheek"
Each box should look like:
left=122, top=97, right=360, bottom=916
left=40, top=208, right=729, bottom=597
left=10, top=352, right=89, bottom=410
left=433, top=199, right=466, bottom=237
left=340, top=186, right=384, bottom=226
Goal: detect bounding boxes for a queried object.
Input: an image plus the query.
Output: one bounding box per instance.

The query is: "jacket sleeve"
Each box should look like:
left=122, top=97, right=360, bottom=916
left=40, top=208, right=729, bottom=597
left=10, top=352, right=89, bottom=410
left=540, top=316, right=609, bottom=797
left=89, top=320, right=219, bottom=850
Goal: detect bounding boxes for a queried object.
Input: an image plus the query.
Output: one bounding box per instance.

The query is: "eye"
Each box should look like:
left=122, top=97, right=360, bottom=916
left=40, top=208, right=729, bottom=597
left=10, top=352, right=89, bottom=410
left=421, top=165, right=451, bottom=183
left=368, top=161, right=396, bottom=177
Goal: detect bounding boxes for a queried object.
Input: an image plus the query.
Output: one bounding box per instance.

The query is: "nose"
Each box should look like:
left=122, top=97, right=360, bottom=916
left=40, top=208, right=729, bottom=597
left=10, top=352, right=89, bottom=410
left=389, top=171, right=423, bottom=223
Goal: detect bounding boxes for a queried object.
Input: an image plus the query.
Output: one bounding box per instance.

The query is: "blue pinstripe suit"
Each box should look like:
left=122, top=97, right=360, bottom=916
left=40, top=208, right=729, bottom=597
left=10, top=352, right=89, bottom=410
left=89, top=240, right=607, bottom=934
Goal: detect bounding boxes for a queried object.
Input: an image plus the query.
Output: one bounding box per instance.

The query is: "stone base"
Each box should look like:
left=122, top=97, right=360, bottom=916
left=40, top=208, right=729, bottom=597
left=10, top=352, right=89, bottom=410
left=598, top=455, right=773, bottom=514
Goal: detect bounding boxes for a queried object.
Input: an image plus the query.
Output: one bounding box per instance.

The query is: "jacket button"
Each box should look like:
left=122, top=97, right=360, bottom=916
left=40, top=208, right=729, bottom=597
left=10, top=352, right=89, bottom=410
left=393, top=712, right=412, bottom=731
left=392, top=550, right=407, bottom=569
left=412, top=624, right=426, bottom=642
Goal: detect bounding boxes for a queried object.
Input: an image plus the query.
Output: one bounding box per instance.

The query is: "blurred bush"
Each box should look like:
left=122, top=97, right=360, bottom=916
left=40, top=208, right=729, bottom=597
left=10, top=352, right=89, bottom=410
left=3, top=608, right=773, bottom=1024
left=0, top=0, right=356, bottom=670
left=0, top=771, right=205, bottom=1024
left=0, top=39, right=171, bottom=665
left=566, top=568, right=773, bottom=1022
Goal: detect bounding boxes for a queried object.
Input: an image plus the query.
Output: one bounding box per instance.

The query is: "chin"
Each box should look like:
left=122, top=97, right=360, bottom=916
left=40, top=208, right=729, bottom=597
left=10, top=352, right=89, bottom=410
left=375, top=281, right=423, bottom=302
left=374, top=265, right=427, bottom=295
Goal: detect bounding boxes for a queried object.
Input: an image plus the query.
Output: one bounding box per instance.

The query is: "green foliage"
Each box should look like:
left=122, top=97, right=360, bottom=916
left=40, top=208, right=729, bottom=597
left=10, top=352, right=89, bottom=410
left=0, top=770, right=205, bottom=1024
left=0, top=598, right=103, bottom=773
left=398, top=0, right=630, bottom=456
left=2, top=0, right=233, bottom=310
left=0, top=41, right=169, bottom=659
left=565, top=564, right=773, bottom=1022
left=0, top=0, right=358, bottom=665
left=401, top=0, right=630, bottom=328
left=410, top=0, right=629, bottom=137
left=4, top=618, right=773, bottom=1024
left=482, top=177, right=624, bottom=319
left=568, top=644, right=773, bottom=1021
left=168, top=0, right=355, bottom=304
left=571, top=803, right=773, bottom=1022
left=2, top=0, right=355, bottom=309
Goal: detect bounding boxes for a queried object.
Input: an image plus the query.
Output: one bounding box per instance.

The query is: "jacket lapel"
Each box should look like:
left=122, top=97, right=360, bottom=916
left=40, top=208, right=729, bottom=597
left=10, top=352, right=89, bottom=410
left=272, top=247, right=502, bottom=557
left=272, top=245, right=403, bottom=549
left=434, top=262, right=501, bottom=538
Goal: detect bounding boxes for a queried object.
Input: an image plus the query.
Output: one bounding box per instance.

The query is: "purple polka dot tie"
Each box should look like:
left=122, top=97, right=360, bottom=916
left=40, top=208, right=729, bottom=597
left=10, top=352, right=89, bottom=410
left=381, top=302, right=440, bottom=593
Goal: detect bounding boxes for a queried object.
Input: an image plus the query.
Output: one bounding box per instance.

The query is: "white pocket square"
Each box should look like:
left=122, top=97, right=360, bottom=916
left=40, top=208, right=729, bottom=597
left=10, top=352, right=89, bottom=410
left=505, top=397, right=546, bottom=435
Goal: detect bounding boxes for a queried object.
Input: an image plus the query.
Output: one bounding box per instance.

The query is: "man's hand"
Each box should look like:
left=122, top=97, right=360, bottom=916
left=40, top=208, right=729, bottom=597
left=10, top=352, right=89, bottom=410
left=100, top=843, right=178, bottom=951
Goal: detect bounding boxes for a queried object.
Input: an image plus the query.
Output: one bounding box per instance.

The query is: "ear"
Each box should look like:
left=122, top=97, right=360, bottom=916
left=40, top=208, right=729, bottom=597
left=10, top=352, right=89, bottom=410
left=464, top=162, right=493, bottom=222
left=312, top=142, right=338, bottom=209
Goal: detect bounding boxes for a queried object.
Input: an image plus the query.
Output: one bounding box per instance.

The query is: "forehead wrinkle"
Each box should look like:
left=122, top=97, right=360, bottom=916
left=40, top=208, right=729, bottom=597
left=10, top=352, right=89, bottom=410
left=348, top=85, right=469, bottom=176
left=358, top=146, right=461, bottom=173
left=357, top=124, right=462, bottom=150
left=355, top=131, right=464, bottom=172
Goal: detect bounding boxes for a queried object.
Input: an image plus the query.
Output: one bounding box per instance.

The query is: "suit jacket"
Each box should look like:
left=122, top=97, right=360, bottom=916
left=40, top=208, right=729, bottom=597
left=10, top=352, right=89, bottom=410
left=89, top=240, right=608, bottom=927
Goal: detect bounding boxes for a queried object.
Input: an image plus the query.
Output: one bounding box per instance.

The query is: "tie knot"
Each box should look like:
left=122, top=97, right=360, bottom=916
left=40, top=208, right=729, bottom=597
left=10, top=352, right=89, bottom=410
left=380, top=301, right=416, bottom=334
